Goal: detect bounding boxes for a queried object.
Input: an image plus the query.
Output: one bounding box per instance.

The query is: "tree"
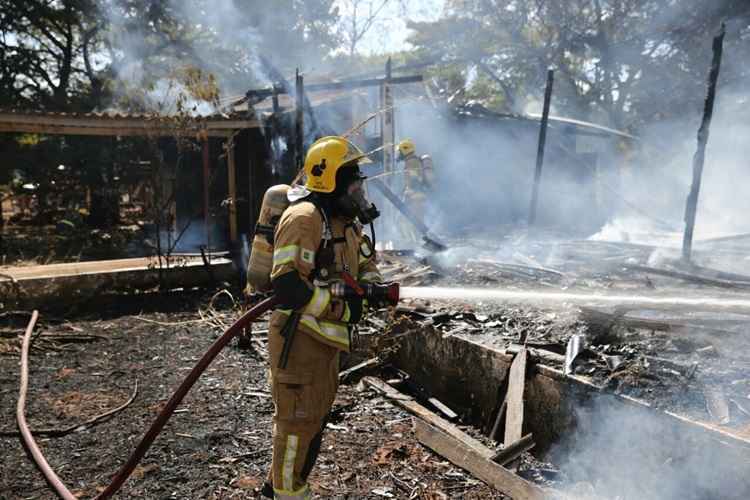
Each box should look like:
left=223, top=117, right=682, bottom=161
left=338, top=0, right=394, bottom=57
left=406, top=0, right=750, bottom=129
left=0, top=0, right=102, bottom=110
left=1, top=0, right=343, bottom=112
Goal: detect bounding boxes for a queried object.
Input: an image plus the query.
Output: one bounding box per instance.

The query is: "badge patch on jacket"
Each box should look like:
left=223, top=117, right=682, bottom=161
left=360, top=240, right=373, bottom=259
left=301, top=248, right=315, bottom=264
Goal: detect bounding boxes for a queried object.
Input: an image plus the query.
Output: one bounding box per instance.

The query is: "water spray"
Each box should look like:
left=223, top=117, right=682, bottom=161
left=400, top=286, right=750, bottom=313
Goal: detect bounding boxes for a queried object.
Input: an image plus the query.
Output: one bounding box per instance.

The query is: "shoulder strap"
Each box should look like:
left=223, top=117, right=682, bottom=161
left=306, top=196, right=332, bottom=249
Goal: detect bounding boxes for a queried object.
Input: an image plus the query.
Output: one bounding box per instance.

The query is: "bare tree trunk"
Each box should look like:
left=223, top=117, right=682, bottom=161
left=53, top=19, right=74, bottom=109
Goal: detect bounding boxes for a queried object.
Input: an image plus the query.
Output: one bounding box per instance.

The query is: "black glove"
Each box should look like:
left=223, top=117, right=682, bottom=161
left=343, top=297, right=364, bottom=324
left=366, top=294, right=389, bottom=310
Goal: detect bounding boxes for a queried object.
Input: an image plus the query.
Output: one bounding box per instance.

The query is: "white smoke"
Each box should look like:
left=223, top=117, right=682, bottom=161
left=552, top=395, right=750, bottom=500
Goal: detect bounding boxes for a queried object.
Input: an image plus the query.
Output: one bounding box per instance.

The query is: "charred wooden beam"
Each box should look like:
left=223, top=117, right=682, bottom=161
left=528, top=69, right=554, bottom=226
left=245, top=75, right=423, bottom=101
left=506, top=343, right=565, bottom=366
left=367, top=178, right=447, bottom=251
left=623, top=264, right=750, bottom=289
left=489, top=399, right=507, bottom=442
left=202, top=139, right=211, bottom=249
left=491, top=433, right=535, bottom=467
left=295, top=69, right=304, bottom=170
left=682, top=24, right=726, bottom=261
left=226, top=135, right=238, bottom=243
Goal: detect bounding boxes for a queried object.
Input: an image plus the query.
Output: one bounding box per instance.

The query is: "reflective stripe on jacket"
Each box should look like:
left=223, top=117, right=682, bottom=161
left=270, top=200, right=381, bottom=351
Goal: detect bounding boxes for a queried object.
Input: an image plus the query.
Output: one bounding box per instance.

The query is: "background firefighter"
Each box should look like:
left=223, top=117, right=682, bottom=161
left=262, top=136, right=387, bottom=499
left=397, top=139, right=435, bottom=245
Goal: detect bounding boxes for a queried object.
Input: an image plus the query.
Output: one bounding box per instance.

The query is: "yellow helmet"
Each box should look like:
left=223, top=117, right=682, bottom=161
left=303, top=136, right=371, bottom=193
left=398, top=139, right=415, bottom=157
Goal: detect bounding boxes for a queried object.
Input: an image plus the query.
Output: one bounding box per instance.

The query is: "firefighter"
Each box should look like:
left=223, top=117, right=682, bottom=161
left=397, top=139, right=434, bottom=244
left=263, top=136, right=384, bottom=499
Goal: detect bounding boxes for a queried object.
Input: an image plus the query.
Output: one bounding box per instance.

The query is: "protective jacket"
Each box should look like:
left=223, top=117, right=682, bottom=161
left=403, top=153, right=433, bottom=196
left=269, top=200, right=381, bottom=352
left=266, top=198, right=381, bottom=499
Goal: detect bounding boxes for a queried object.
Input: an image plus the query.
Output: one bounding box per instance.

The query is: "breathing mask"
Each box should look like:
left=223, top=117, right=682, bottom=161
left=335, top=178, right=380, bottom=224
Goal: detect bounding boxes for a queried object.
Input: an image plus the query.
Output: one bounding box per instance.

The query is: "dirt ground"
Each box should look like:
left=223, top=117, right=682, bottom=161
left=0, top=293, right=506, bottom=500
left=5, top=236, right=750, bottom=499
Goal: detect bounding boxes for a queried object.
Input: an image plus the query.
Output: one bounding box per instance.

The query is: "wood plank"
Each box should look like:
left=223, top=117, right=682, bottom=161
left=339, top=358, right=380, bottom=381
left=704, top=387, right=730, bottom=425
left=504, top=347, right=527, bottom=445
left=0, top=256, right=231, bottom=280
left=362, top=376, right=490, bottom=457
left=507, top=343, right=564, bottom=366
left=0, top=257, right=235, bottom=308
left=579, top=307, right=741, bottom=342
left=624, top=264, right=750, bottom=289
left=491, top=433, right=536, bottom=467
left=414, top=419, right=547, bottom=500
left=427, top=397, right=458, bottom=421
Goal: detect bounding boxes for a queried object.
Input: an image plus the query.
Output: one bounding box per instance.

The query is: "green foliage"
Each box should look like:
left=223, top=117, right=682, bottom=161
left=407, top=0, right=750, bottom=129
left=0, top=0, right=102, bottom=109
left=0, top=0, right=343, bottom=111
left=0, top=0, right=345, bottom=234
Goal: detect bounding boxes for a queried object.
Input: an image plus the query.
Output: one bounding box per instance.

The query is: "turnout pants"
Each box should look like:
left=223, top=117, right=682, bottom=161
left=401, top=190, right=427, bottom=245
left=267, top=316, right=340, bottom=499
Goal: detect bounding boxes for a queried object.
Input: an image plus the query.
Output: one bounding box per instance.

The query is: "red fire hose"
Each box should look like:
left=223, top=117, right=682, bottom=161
left=16, top=296, right=278, bottom=500
left=16, top=311, right=78, bottom=500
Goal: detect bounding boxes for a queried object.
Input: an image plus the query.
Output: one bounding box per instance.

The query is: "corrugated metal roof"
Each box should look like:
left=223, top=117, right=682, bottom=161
left=0, top=108, right=260, bottom=136
left=0, top=108, right=248, bottom=121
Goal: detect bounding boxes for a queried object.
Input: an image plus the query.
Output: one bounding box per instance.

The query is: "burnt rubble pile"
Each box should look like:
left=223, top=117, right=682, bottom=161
left=371, top=239, right=750, bottom=430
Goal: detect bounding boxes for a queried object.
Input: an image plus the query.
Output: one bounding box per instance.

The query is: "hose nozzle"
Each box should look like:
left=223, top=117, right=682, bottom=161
left=382, top=282, right=400, bottom=305
left=332, top=275, right=400, bottom=306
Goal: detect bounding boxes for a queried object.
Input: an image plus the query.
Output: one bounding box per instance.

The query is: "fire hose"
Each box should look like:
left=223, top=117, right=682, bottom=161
left=17, top=281, right=400, bottom=499
left=17, top=296, right=278, bottom=500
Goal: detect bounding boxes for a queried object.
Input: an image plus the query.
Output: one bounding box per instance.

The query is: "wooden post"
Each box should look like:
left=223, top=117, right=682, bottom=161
left=504, top=347, right=527, bottom=446
left=528, top=69, right=554, bottom=226
left=227, top=134, right=238, bottom=244
left=380, top=57, right=396, bottom=235
left=382, top=57, right=395, bottom=175
left=682, top=24, right=726, bottom=261
left=272, top=88, right=280, bottom=114
left=248, top=131, right=257, bottom=229
left=202, top=138, right=210, bottom=251
left=0, top=194, right=4, bottom=254
left=295, top=69, right=304, bottom=170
